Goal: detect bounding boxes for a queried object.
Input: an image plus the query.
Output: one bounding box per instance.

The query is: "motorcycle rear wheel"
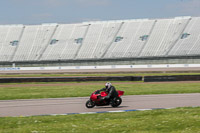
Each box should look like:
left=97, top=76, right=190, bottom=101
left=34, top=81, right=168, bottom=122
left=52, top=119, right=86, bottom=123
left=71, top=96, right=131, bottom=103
left=111, top=97, right=122, bottom=107
left=86, top=100, right=95, bottom=108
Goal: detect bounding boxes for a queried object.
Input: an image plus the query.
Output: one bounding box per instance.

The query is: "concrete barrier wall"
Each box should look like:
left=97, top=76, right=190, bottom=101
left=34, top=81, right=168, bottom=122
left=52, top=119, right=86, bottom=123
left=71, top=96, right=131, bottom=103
left=0, top=76, right=142, bottom=83
left=1, top=64, right=200, bottom=71
left=144, top=75, right=200, bottom=82
left=1, top=75, right=200, bottom=83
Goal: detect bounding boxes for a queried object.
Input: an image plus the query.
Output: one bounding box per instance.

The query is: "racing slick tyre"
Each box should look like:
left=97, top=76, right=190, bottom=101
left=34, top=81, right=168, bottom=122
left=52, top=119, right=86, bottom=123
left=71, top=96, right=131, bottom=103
left=86, top=100, right=95, bottom=108
left=111, top=97, right=122, bottom=107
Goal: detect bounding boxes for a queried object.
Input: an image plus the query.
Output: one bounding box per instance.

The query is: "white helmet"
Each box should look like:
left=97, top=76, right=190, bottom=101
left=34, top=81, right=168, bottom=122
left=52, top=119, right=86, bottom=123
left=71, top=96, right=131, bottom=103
left=105, top=82, right=112, bottom=89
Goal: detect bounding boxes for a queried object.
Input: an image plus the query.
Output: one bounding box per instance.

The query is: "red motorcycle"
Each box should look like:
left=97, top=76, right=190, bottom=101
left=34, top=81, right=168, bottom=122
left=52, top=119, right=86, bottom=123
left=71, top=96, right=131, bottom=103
left=86, top=90, right=124, bottom=108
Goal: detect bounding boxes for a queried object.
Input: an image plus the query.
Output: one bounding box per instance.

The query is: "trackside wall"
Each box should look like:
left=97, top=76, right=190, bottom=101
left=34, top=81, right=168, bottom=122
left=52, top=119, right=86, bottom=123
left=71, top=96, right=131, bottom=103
left=1, top=56, right=200, bottom=67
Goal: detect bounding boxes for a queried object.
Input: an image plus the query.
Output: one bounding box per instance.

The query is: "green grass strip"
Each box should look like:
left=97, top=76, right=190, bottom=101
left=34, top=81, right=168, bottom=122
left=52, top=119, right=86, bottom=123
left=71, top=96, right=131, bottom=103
left=1, top=82, right=200, bottom=100
left=0, top=107, right=200, bottom=133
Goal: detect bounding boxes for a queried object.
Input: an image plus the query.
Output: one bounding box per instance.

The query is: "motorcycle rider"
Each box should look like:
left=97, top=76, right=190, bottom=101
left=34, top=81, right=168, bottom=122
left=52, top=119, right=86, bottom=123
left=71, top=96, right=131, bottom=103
left=99, top=82, right=118, bottom=101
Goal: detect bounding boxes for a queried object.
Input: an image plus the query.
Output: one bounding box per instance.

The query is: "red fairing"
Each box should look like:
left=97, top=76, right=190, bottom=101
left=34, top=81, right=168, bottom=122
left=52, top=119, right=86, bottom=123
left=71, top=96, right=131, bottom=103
left=100, top=91, right=107, bottom=97
left=90, top=91, right=108, bottom=101
left=90, top=92, right=98, bottom=101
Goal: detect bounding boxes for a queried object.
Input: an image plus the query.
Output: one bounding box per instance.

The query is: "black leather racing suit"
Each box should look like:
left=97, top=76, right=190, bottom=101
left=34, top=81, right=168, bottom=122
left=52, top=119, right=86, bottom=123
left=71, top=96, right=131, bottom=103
left=100, top=86, right=118, bottom=100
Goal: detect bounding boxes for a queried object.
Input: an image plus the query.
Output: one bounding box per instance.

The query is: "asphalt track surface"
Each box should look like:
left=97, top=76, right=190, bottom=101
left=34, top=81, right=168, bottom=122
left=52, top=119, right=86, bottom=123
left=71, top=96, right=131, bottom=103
left=0, top=93, right=200, bottom=117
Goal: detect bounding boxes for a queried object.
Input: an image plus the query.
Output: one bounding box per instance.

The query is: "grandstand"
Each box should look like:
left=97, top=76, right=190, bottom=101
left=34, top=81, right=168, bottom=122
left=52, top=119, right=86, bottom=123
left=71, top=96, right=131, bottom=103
left=0, top=16, right=200, bottom=67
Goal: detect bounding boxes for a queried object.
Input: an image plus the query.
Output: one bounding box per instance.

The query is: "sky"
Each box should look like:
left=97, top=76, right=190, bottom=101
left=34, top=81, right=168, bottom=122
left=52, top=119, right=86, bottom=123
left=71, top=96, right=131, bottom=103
left=0, top=0, right=200, bottom=25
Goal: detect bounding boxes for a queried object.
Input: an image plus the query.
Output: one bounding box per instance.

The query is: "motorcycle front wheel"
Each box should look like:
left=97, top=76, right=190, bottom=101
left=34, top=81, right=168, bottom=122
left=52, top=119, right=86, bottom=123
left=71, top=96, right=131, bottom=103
left=86, top=100, right=95, bottom=108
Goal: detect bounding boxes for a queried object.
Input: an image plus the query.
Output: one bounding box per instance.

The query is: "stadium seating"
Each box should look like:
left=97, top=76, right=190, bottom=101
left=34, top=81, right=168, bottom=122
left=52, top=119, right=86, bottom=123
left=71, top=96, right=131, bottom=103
left=0, top=25, right=24, bottom=62
left=104, top=19, right=155, bottom=58
left=13, top=24, right=56, bottom=61
left=76, top=21, right=122, bottom=59
left=140, top=17, right=191, bottom=57
left=168, top=17, right=200, bottom=56
left=123, top=20, right=155, bottom=57
left=40, top=24, right=76, bottom=61
left=104, top=20, right=143, bottom=58
left=0, top=16, right=200, bottom=63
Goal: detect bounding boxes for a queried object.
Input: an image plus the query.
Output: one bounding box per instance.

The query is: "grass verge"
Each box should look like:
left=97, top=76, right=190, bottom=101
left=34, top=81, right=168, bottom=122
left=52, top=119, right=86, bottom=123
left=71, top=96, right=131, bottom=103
left=1, top=82, right=200, bottom=100
left=0, top=107, right=200, bottom=133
